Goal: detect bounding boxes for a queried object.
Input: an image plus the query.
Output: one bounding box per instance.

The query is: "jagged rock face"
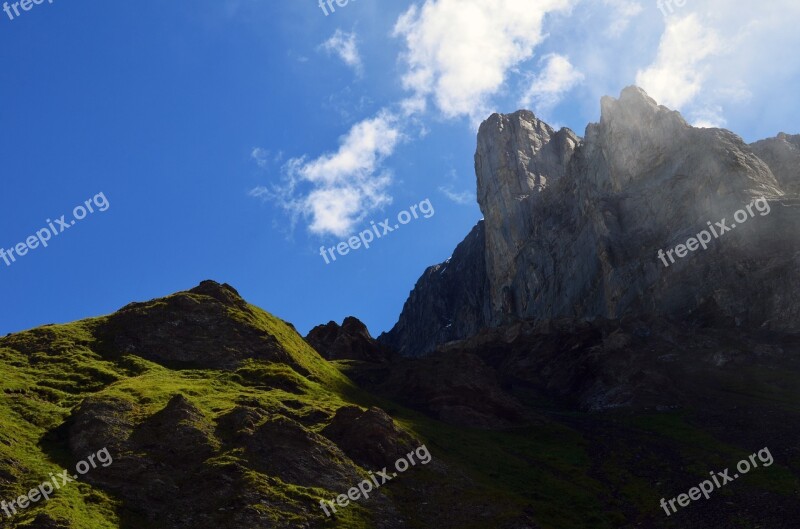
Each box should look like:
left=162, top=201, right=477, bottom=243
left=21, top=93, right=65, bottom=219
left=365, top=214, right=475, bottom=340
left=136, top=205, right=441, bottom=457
left=305, top=316, right=393, bottom=362
left=476, top=111, right=580, bottom=322
left=750, top=133, right=800, bottom=194
left=379, top=222, right=490, bottom=357
left=384, top=87, right=800, bottom=356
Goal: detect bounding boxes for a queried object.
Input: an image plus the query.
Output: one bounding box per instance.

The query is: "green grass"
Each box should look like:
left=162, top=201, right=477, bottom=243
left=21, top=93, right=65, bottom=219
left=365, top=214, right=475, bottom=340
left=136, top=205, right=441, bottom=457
left=0, top=289, right=400, bottom=529
left=1, top=288, right=797, bottom=529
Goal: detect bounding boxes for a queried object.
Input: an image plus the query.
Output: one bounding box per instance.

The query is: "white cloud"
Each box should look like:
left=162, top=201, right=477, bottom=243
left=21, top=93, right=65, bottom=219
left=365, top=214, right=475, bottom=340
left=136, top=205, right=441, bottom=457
left=519, top=54, right=584, bottom=114
left=393, top=0, right=574, bottom=121
left=602, top=0, right=643, bottom=37
left=635, top=14, right=722, bottom=109
left=251, top=147, right=269, bottom=169
left=320, top=29, right=363, bottom=76
left=689, top=105, right=726, bottom=128
left=632, top=1, right=800, bottom=128
left=439, top=185, right=475, bottom=205
left=271, top=111, right=403, bottom=237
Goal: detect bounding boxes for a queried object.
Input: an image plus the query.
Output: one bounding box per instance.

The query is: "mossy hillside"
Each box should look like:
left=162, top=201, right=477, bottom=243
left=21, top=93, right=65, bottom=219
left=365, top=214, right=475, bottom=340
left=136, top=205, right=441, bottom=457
left=0, top=291, right=606, bottom=529
left=0, top=324, right=123, bottom=528
left=2, top=283, right=798, bottom=529
left=0, top=285, right=385, bottom=528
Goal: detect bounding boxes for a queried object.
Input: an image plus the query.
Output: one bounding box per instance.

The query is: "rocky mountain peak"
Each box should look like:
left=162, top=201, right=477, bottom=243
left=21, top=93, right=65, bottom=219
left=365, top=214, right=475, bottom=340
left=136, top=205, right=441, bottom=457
left=476, top=109, right=578, bottom=206
left=750, top=132, right=800, bottom=194
left=189, top=280, right=247, bottom=308
left=599, top=85, right=679, bottom=125
left=95, top=280, right=304, bottom=370
left=382, top=86, right=800, bottom=357
left=306, top=316, right=393, bottom=362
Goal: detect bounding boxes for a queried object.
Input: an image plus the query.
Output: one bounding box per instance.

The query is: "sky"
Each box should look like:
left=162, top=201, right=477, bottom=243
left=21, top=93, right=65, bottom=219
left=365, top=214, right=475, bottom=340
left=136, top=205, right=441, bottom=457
left=1, top=0, right=799, bottom=338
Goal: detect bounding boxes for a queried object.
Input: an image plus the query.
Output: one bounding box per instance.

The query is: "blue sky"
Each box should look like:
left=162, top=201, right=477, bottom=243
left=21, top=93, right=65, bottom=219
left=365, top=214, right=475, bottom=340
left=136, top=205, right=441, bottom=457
left=1, top=0, right=798, bottom=338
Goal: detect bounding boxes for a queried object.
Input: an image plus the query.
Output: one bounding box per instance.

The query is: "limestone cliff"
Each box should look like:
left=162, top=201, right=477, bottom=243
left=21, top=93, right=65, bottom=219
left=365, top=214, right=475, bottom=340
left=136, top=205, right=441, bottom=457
left=381, top=87, right=800, bottom=356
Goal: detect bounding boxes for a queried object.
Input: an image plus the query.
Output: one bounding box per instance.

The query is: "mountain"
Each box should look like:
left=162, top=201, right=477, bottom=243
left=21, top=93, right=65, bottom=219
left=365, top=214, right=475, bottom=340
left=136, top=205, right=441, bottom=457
left=3, top=278, right=798, bottom=529
left=2, top=87, right=799, bottom=529
left=0, top=282, right=464, bottom=529
left=380, top=86, right=800, bottom=357
left=305, top=317, right=394, bottom=363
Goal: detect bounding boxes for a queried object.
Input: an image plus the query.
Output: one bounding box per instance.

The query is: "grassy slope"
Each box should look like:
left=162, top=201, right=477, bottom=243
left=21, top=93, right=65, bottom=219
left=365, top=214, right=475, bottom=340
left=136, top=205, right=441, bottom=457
left=1, top=295, right=798, bottom=529
left=0, top=297, right=380, bottom=529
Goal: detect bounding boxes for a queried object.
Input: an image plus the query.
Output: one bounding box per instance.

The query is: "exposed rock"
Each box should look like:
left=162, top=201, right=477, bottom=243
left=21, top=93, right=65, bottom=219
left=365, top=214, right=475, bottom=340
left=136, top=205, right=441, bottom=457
left=95, top=280, right=300, bottom=370
left=66, top=394, right=361, bottom=528
left=68, top=396, right=135, bottom=459
left=383, top=86, right=800, bottom=356
left=244, top=416, right=363, bottom=491
left=750, top=132, right=800, bottom=194
left=359, top=350, right=526, bottom=429
left=215, top=405, right=268, bottom=442
left=322, top=406, right=418, bottom=468
left=130, top=394, right=220, bottom=463
left=475, top=110, right=580, bottom=327
left=379, top=221, right=490, bottom=357
left=306, top=317, right=393, bottom=362
left=431, top=316, right=800, bottom=412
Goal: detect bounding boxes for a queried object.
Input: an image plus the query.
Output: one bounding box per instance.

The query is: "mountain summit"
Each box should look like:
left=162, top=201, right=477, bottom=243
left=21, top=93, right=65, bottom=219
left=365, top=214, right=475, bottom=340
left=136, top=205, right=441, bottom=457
left=381, top=86, right=800, bottom=356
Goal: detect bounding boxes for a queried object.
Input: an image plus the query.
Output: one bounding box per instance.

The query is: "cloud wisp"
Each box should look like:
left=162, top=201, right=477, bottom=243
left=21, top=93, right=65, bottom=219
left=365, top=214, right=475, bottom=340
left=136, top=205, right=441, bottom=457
left=320, top=29, right=364, bottom=76
left=519, top=54, right=584, bottom=115
left=255, top=111, right=403, bottom=237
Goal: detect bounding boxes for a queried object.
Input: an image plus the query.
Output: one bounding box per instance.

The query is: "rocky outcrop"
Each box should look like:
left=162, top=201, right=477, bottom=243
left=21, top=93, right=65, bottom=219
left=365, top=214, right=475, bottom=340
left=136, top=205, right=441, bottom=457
left=750, top=132, right=800, bottom=194
left=349, top=349, right=527, bottom=429
left=306, top=316, right=394, bottom=362
left=65, top=393, right=405, bottom=528
left=383, top=87, right=800, bottom=356
left=379, top=222, right=490, bottom=357
left=244, top=416, right=363, bottom=491
left=435, top=315, right=800, bottom=412
left=322, top=406, right=418, bottom=468
left=95, top=280, right=301, bottom=370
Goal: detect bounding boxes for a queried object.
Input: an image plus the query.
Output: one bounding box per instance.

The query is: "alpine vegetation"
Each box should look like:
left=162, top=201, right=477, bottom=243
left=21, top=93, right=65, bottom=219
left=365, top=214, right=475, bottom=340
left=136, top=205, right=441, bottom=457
left=660, top=447, right=774, bottom=516
left=1, top=448, right=113, bottom=519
